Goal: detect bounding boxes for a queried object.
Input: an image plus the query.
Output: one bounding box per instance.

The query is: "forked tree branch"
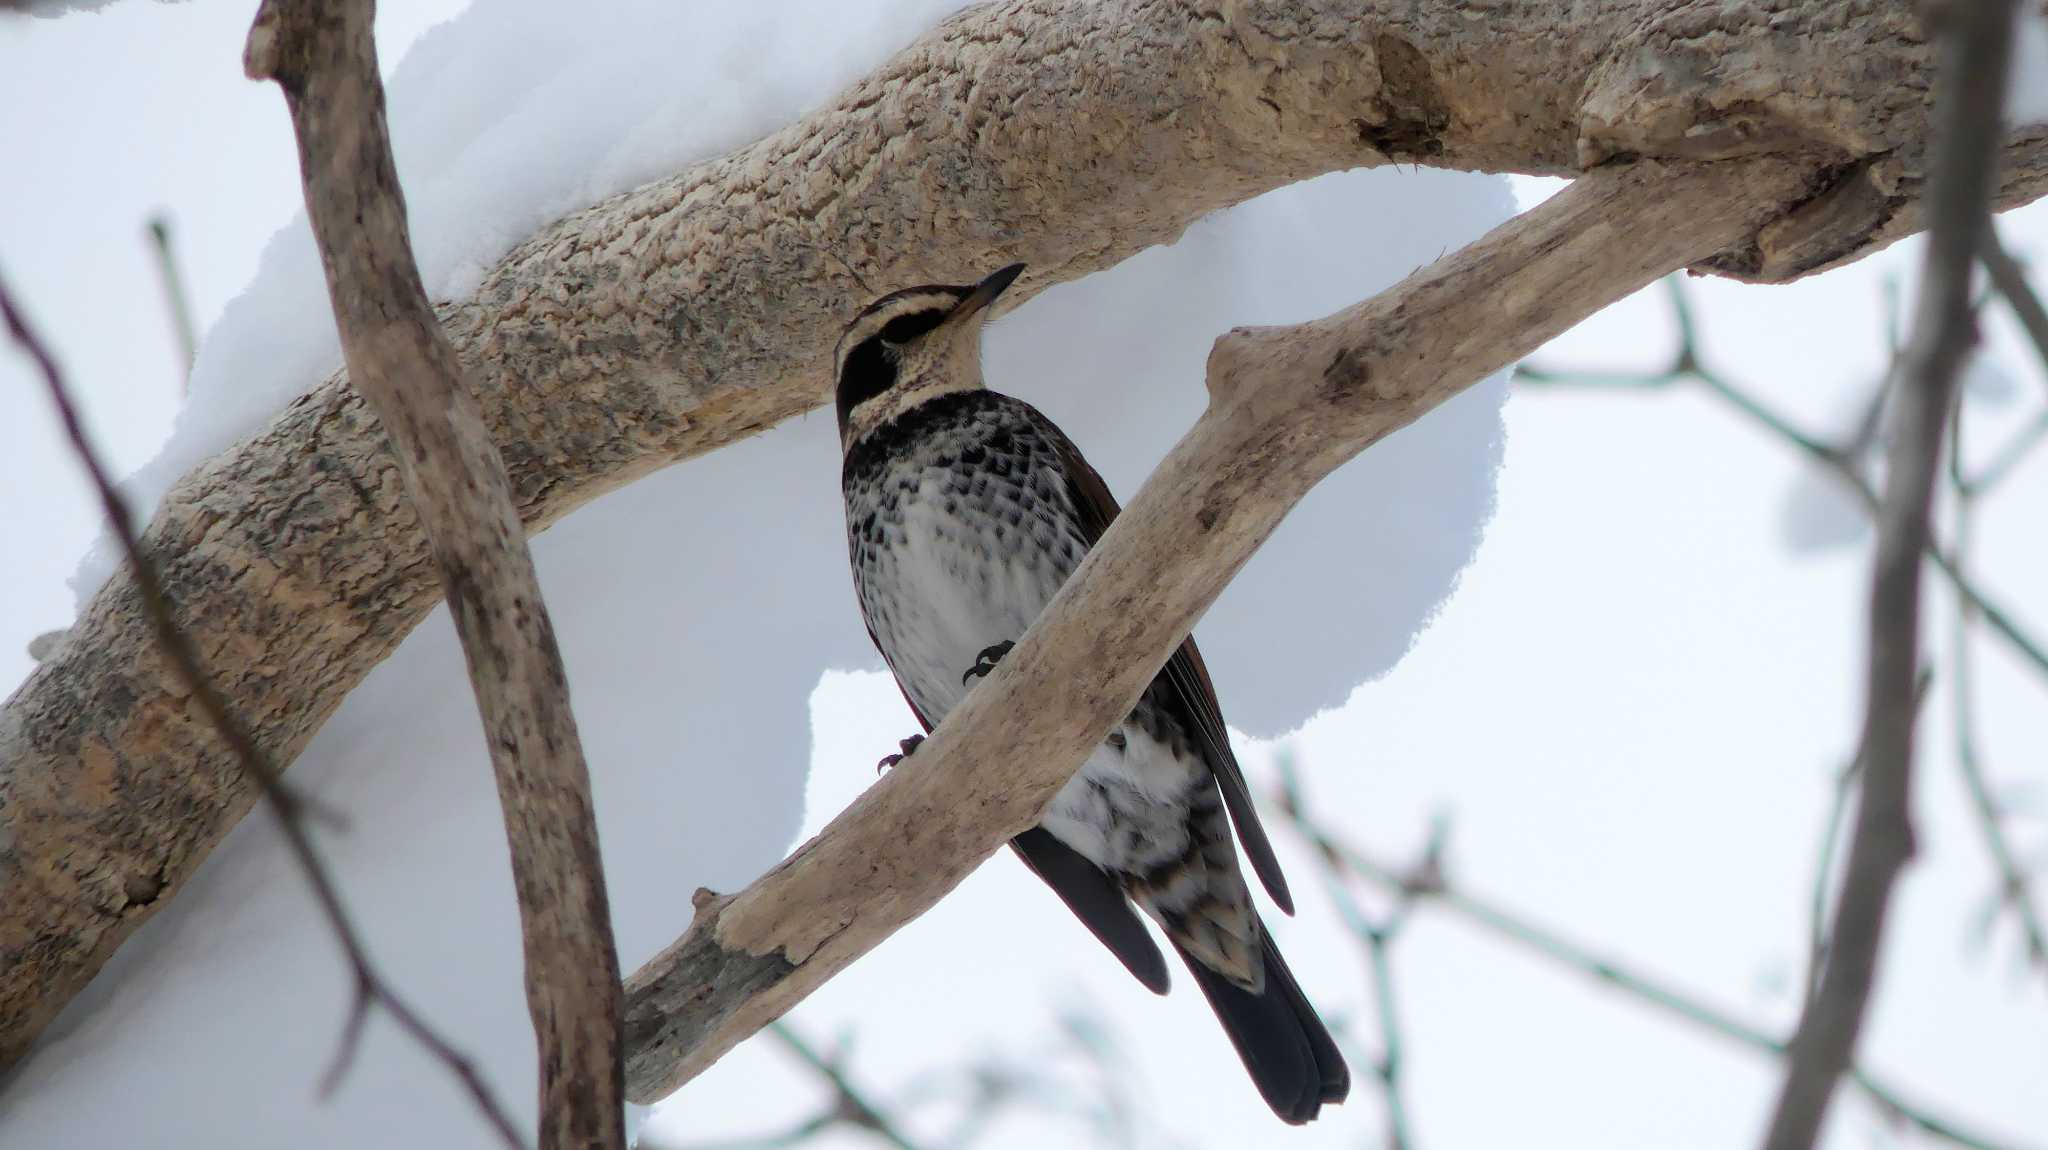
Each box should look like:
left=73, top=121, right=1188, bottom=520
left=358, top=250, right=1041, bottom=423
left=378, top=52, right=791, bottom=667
left=1761, top=1, right=2020, bottom=1146
left=244, top=2, right=622, bottom=1146
left=620, top=155, right=1818, bottom=1100
left=7, top=0, right=2048, bottom=1071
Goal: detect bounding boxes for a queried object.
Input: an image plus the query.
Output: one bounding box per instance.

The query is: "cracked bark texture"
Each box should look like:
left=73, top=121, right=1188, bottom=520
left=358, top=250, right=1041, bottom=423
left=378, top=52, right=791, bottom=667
left=3, top=0, right=2046, bottom=1068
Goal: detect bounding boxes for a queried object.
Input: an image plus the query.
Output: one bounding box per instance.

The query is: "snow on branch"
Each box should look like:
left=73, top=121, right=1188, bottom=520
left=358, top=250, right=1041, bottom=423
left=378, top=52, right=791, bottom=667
left=5, top=0, right=2048, bottom=1071
left=243, top=2, right=623, bottom=1146
left=620, top=155, right=1818, bottom=1100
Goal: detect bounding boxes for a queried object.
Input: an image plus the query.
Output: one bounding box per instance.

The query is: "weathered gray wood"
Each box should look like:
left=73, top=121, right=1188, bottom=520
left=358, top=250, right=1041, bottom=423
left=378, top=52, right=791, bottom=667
left=5, top=0, right=2046, bottom=1070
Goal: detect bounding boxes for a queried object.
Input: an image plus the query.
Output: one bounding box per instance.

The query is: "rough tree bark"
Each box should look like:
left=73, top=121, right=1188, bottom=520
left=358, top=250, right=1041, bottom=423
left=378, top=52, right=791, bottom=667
left=242, top=1, right=623, bottom=1145
left=2, top=0, right=2046, bottom=1070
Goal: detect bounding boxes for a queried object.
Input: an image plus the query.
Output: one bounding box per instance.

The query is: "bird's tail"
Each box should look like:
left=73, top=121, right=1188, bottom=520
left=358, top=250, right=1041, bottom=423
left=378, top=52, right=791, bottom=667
left=1177, top=925, right=1350, bottom=1124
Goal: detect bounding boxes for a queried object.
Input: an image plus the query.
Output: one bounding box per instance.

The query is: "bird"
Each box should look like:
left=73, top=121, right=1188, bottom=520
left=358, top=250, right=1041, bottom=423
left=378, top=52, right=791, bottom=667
left=834, top=262, right=1349, bottom=1124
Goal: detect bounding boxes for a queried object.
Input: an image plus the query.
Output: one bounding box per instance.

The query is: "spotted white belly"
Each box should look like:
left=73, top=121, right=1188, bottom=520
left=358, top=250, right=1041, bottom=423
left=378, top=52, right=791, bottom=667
left=847, top=417, right=1204, bottom=875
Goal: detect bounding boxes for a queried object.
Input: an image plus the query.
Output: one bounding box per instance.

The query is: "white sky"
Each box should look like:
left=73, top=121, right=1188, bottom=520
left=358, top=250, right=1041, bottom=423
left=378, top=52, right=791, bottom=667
left=3, top=4, right=2046, bottom=1150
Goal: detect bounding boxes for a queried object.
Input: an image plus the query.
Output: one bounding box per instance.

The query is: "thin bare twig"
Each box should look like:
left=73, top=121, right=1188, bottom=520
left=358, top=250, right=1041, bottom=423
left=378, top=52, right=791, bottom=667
left=1965, top=407, right=2048, bottom=495
left=1980, top=227, right=2048, bottom=392
left=1763, top=2, right=2019, bottom=1145
left=1949, top=492, right=2048, bottom=971
left=1803, top=675, right=1937, bottom=1013
left=1277, top=759, right=1420, bottom=1150
left=0, top=274, right=528, bottom=1150
left=1944, top=388, right=2046, bottom=972
left=1804, top=758, right=1860, bottom=1010
left=661, top=1010, right=1146, bottom=1150
left=1518, top=287, right=2048, bottom=682
left=765, top=1023, right=923, bottom=1150
left=1523, top=262, right=2048, bottom=980
left=1271, top=787, right=2034, bottom=1150
left=144, top=214, right=197, bottom=390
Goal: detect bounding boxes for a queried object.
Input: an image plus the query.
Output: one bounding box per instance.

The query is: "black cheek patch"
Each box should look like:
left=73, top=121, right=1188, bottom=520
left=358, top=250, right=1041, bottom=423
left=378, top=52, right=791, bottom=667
left=836, top=307, right=952, bottom=436
left=836, top=337, right=897, bottom=435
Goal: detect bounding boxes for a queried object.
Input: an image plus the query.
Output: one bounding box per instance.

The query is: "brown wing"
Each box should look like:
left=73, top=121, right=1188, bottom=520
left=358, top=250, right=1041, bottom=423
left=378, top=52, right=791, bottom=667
left=1030, top=404, right=1295, bottom=915
left=863, top=620, right=1171, bottom=989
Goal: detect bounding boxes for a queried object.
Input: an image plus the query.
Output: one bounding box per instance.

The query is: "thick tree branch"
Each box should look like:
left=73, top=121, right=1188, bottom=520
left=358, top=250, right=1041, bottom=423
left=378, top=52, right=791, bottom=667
left=6, top=0, right=2048, bottom=1069
left=1761, top=1, right=2019, bottom=1146
left=620, top=155, right=1817, bottom=1101
left=243, top=2, right=622, bottom=1146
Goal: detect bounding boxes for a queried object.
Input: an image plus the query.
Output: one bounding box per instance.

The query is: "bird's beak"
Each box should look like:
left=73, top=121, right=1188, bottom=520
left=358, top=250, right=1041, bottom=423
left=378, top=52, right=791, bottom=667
left=949, top=263, right=1027, bottom=324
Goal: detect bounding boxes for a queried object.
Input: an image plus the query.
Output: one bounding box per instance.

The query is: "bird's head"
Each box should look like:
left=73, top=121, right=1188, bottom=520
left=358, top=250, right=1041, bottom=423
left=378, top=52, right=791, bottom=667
left=834, top=262, right=1026, bottom=448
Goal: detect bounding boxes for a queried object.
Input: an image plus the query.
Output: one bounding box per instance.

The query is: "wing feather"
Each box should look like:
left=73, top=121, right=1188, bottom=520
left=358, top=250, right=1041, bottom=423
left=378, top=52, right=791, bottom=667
left=1012, top=828, right=1171, bottom=993
left=1027, top=402, right=1294, bottom=914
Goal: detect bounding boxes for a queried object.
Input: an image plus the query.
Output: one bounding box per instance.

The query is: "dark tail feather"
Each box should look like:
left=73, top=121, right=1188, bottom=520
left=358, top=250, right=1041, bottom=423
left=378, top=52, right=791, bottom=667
left=1178, top=928, right=1349, bottom=1124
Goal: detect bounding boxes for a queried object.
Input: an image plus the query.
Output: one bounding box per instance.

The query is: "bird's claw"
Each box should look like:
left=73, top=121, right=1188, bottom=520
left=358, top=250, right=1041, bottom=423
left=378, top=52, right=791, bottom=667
left=962, top=640, right=1016, bottom=686
left=876, top=733, right=925, bottom=773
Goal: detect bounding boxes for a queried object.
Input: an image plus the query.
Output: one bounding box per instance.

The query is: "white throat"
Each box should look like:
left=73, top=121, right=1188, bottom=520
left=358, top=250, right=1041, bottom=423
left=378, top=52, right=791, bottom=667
left=843, top=368, right=984, bottom=448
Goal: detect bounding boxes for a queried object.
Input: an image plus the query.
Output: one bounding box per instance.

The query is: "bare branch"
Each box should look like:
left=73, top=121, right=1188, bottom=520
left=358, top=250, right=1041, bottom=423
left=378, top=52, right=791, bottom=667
left=1949, top=488, right=2048, bottom=973
left=619, top=157, right=1819, bottom=1101
left=10, top=0, right=2048, bottom=1068
left=1803, top=758, right=1859, bottom=1009
left=1276, top=759, right=1422, bottom=1150
left=1276, top=788, right=2036, bottom=1150
left=144, top=214, right=197, bottom=389
left=762, top=1024, right=923, bottom=1150
left=1519, top=277, right=2048, bottom=681
left=1762, top=2, right=2020, bottom=1146
left=243, top=1, right=622, bottom=1146
left=1980, top=226, right=2048, bottom=389
left=1971, top=229, right=2048, bottom=495
left=0, top=275, right=527, bottom=1150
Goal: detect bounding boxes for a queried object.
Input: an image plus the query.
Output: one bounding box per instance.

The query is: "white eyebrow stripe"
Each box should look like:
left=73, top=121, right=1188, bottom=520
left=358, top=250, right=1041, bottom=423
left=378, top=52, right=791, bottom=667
left=833, top=291, right=964, bottom=375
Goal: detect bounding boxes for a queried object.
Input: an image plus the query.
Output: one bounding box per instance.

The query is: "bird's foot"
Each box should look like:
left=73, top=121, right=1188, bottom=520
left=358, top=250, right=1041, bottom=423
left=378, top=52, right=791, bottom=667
left=876, top=733, right=924, bottom=773
left=961, top=639, right=1016, bottom=685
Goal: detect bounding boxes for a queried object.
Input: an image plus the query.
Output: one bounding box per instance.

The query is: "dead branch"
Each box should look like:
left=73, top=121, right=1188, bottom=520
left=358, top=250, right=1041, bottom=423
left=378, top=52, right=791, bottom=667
left=1762, top=2, right=2020, bottom=1146
left=243, top=2, right=622, bottom=1146
left=143, top=215, right=197, bottom=388
left=620, top=156, right=1817, bottom=1101
left=0, top=276, right=527, bottom=1148
left=1275, top=758, right=1424, bottom=1149
left=1275, top=775, right=2035, bottom=1150
left=7, top=0, right=2048, bottom=1070
left=1522, top=266, right=2048, bottom=978
left=1949, top=514, right=2048, bottom=974
left=1519, top=276, right=2048, bottom=680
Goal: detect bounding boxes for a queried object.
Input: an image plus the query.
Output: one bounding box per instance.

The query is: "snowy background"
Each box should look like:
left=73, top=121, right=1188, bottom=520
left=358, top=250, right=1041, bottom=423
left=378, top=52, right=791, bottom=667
left=3, top=3, right=2045, bottom=1149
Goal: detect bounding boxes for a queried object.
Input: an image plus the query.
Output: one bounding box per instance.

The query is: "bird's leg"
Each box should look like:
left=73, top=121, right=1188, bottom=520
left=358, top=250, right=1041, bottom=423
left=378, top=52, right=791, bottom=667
left=962, top=639, right=1016, bottom=685
left=876, top=733, right=924, bottom=773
